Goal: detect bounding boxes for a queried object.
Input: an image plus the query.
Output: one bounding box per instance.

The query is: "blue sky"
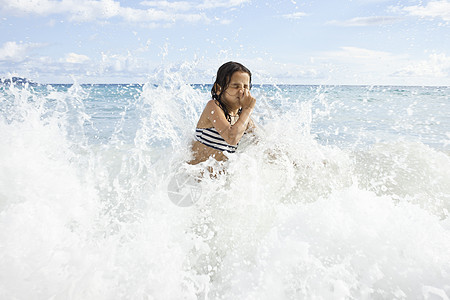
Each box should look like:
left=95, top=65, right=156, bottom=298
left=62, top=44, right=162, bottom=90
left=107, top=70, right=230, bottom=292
left=0, top=0, right=449, bottom=85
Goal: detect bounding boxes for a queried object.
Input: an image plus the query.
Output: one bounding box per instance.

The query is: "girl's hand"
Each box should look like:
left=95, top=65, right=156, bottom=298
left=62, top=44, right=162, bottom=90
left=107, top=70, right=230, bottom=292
left=239, top=88, right=256, bottom=109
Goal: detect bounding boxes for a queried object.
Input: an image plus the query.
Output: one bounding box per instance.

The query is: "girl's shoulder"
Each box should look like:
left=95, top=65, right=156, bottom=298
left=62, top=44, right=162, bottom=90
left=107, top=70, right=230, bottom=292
left=203, top=99, right=224, bottom=115
left=197, top=100, right=218, bottom=127
left=205, top=99, right=219, bottom=108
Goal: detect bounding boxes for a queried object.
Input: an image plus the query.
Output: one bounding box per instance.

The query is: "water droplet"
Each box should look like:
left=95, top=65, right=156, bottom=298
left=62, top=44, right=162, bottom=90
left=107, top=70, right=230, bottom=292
left=211, top=111, right=214, bottom=114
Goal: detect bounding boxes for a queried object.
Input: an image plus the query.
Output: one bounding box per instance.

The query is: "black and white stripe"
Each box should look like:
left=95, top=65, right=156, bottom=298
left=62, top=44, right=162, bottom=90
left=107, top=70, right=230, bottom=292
left=195, top=128, right=238, bottom=153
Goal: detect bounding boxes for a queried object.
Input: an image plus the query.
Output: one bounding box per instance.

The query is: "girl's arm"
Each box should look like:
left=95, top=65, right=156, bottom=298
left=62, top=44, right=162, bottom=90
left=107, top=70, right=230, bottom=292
left=246, top=117, right=256, bottom=133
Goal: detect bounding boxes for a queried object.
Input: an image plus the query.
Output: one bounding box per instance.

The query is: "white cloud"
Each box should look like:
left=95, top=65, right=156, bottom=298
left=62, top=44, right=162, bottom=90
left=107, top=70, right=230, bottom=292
left=312, top=46, right=450, bottom=84
left=118, top=6, right=207, bottom=23
left=327, top=16, right=402, bottom=26
left=197, top=0, right=251, bottom=10
left=392, top=53, right=450, bottom=78
left=140, top=0, right=252, bottom=11
left=282, top=12, right=308, bottom=20
left=310, top=46, right=404, bottom=84
left=99, top=51, right=148, bottom=73
left=319, top=46, right=397, bottom=62
left=140, top=1, right=192, bottom=11
left=139, top=0, right=252, bottom=10
left=0, top=0, right=120, bottom=21
left=353, top=0, right=391, bottom=2
left=330, top=1, right=450, bottom=27
left=402, top=0, right=450, bottom=21
left=0, top=41, right=44, bottom=62
left=0, top=0, right=249, bottom=24
left=64, top=53, right=90, bottom=63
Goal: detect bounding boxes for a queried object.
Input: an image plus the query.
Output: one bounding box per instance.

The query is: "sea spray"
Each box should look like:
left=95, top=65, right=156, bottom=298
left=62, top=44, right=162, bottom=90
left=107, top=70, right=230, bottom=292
left=354, top=141, right=450, bottom=218
left=1, top=71, right=450, bottom=299
left=0, top=81, right=198, bottom=299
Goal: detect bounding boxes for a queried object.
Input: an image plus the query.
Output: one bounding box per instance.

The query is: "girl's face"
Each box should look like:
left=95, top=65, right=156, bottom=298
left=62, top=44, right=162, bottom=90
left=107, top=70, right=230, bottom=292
left=220, top=71, right=250, bottom=109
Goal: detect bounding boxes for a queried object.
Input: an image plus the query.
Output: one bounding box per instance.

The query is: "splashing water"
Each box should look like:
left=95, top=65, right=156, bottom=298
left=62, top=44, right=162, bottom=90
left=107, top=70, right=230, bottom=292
left=1, top=69, right=450, bottom=299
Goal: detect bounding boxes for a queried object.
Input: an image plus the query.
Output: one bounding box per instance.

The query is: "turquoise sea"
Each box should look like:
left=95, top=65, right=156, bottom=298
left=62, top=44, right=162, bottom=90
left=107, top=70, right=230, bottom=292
left=1, top=71, right=450, bottom=299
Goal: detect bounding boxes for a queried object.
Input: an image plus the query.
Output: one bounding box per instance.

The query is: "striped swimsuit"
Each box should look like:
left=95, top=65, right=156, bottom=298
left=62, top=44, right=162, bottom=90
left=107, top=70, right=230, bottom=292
left=195, top=127, right=238, bottom=153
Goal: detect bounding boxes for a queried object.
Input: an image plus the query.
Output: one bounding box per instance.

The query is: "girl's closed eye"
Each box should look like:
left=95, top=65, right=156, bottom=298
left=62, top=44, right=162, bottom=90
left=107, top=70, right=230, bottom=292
left=230, top=84, right=249, bottom=90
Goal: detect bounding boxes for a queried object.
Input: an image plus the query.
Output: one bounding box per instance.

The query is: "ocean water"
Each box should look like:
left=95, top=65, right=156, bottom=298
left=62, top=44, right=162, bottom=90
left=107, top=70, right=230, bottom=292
left=1, top=69, right=450, bottom=299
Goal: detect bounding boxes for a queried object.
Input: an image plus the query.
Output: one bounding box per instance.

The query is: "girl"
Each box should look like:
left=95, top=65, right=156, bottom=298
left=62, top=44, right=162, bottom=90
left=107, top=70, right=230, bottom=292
left=189, top=61, right=256, bottom=165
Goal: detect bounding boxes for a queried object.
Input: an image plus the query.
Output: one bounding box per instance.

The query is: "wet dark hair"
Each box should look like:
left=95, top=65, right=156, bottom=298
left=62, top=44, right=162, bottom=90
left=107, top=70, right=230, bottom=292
left=211, top=61, right=252, bottom=123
